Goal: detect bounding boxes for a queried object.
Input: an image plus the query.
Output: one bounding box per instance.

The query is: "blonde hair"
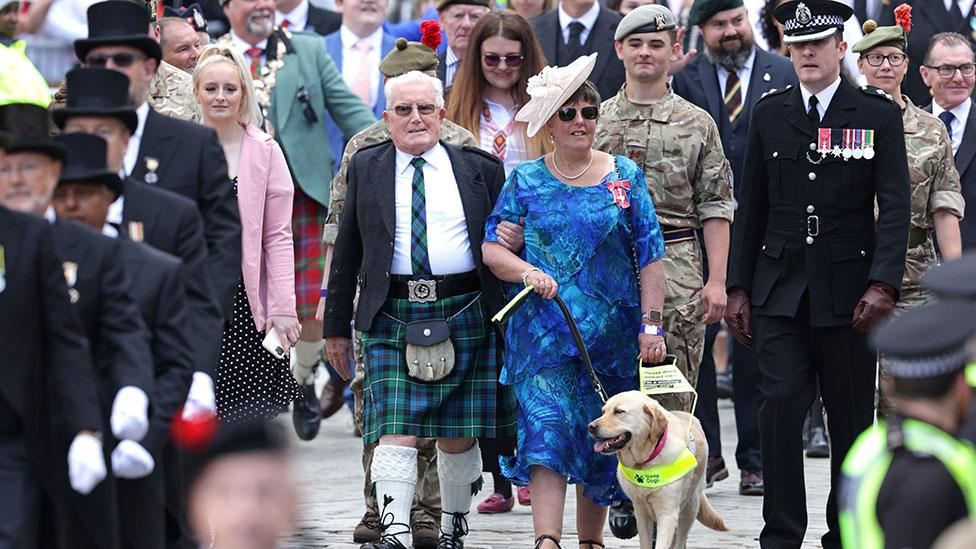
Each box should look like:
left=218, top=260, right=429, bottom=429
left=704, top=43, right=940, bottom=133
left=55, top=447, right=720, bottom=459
left=192, top=45, right=261, bottom=126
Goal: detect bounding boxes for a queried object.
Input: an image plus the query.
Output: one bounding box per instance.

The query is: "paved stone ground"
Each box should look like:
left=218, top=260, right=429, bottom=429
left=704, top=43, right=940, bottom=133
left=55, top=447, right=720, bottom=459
left=281, top=399, right=830, bottom=548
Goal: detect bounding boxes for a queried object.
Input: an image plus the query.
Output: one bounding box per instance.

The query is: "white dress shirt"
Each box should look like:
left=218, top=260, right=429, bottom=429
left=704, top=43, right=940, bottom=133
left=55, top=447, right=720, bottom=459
left=229, top=31, right=268, bottom=66
left=716, top=49, right=756, bottom=104
left=558, top=1, right=601, bottom=46
left=799, top=77, right=842, bottom=122
left=339, top=25, right=384, bottom=107
left=445, top=47, right=460, bottom=88
left=944, top=0, right=974, bottom=15
left=276, top=0, right=310, bottom=31
left=122, top=102, right=151, bottom=178
left=933, top=99, right=972, bottom=156
left=392, top=144, right=475, bottom=275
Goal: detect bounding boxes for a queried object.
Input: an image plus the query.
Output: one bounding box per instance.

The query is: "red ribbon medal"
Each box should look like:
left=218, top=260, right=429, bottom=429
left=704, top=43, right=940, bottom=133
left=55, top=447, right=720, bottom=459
left=607, top=179, right=631, bottom=209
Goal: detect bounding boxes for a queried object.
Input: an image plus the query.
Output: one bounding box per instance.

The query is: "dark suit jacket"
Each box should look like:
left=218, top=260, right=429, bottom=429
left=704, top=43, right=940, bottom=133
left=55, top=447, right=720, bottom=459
left=437, top=50, right=447, bottom=87
left=880, top=1, right=975, bottom=107
left=926, top=99, right=976, bottom=249
left=323, top=142, right=507, bottom=336
left=305, top=4, right=342, bottom=36
left=122, top=178, right=224, bottom=376
left=531, top=7, right=626, bottom=101
left=130, top=107, right=241, bottom=320
left=728, top=80, right=911, bottom=326
left=672, top=47, right=798, bottom=195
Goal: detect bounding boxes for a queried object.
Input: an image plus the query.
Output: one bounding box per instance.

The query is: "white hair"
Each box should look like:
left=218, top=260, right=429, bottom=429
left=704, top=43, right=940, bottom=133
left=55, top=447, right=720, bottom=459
left=383, top=71, right=445, bottom=110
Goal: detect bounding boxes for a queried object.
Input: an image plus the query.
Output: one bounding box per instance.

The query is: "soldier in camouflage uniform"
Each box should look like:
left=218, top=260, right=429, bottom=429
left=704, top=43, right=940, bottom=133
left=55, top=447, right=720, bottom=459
left=853, top=17, right=965, bottom=417
left=147, top=59, right=200, bottom=122
left=594, top=5, right=733, bottom=414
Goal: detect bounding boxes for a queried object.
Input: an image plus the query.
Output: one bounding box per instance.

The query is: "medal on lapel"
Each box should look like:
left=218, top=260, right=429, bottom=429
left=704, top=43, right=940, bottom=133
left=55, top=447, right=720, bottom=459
left=607, top=179, right=631, bottom=209
left=144, top=157, right=160, bottom=184
left=862, top=129, right=875, bottom=159
left=128, top=221, right=144, bottom=242
left=63, top=261, right=80, bottom=303
left=852, top=129, right=863, bottom=159
left=0, top=245, right=6, bottom=294
left=842, top=129, right=853, bottom=160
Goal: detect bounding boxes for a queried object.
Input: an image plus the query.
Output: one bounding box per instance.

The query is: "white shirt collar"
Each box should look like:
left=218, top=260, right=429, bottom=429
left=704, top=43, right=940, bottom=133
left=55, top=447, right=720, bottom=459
left=276, top=0, right=309, bottom=30
left=134, top=102, right=150, bottom=138
left=107, top=195, right=125, bottom=226
left=446, top=46, right=460, bottom=67
left=395, top=142, right=448, bottom=176
left=339, top=24, right=384, bottom=51
left=44, top=205, right=55, bottom=224
left=715, top=48, right=756, bottom=76
left=932, top=97, right=972, bottom=124
left=101, top=223, right=119, bottom=238
left=558, top=1, right=600, bottom=32
left=799, top=76, right=842, bottom=115
left=229, top=30, right=268, bottom=54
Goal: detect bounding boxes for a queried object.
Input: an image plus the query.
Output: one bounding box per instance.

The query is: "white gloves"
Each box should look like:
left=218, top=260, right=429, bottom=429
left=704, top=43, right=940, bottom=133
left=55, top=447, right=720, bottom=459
left=111, top=439, right=155, bottom=479
left=110, top=386, right=149, bottom=442
left=291, top=351, right=316, bottom=385
left=181, top=372, right=216, bottom=420
left=68, top=433, right=107, bottom=495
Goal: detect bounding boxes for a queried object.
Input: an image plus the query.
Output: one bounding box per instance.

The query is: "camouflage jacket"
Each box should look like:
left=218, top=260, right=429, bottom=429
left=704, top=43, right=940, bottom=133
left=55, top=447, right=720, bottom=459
left=147, top=60, right=201, bottom=122
left=903, top=98, right=964, bottom=230
left=594, top=85, right=733, bottom=228
left=322, top=119, right=478, bottom=245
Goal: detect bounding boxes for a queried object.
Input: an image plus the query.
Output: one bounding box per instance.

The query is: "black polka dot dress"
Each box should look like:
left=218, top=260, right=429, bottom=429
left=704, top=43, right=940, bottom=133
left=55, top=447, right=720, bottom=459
left=215, top=177, right=301, bottom=423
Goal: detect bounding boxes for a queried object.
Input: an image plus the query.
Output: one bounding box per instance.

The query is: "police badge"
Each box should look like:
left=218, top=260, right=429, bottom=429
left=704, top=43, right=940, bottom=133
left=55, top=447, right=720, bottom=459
left=796, top=2, right=812, bottom=26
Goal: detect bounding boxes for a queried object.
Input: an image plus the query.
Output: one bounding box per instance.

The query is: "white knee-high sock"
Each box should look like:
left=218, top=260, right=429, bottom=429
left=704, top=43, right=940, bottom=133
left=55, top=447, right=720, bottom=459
left=293, top=339, right=323, bottom=384
left=371, top=445, right=418, bottom=545
left=437, top=442, right=483, bottom=538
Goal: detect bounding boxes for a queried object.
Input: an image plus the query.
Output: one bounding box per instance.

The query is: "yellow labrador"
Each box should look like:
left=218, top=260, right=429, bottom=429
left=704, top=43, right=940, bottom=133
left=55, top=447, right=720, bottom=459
left=589, top=391, right=728, bottom=549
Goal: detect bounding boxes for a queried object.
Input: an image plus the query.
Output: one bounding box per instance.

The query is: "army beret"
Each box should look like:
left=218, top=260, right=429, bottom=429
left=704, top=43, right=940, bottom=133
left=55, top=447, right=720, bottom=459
left=615, top=4, right=677, bottom=41
left=688, top=0, right=744, bottom=26
left=851, top=20, right=907, bottom=54
left=871, top=301, right=976, bottom=379
left=380, top=38, right=440, bottom=78
left=436, top=0, right=489, bottom=11
left=921, top=252, right=976, bottom=302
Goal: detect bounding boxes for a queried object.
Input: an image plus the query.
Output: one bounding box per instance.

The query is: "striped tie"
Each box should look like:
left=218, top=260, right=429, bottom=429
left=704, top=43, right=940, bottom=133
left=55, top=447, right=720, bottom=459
left=246, top=47, right=262, bottom=79
left=409, top=157, right=432, bottom=275
left=724, top=70, right=743, bottom=124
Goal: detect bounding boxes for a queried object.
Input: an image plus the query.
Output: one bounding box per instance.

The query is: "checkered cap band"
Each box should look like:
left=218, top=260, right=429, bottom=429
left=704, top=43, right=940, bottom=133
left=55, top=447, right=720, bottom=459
left=784, top=14, right=844, bottom=31
left=885, top=348, right=970, bottom=379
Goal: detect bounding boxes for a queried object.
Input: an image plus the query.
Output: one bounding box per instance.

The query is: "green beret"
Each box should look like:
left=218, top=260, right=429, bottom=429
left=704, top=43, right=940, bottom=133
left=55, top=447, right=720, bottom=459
left=688, top=0, right=744, bottom=26
left=851, top=20, right=907, bottom=54
left=379, top=38, right=440, bottom=78
left=435, top=0, right=489, bottom=11
left=614, top=4, right=676, bottom=41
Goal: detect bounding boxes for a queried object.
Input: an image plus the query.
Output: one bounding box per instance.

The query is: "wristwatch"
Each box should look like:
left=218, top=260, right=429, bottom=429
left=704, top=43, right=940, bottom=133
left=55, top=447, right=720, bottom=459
left=642, top=310, right=663, bottom=324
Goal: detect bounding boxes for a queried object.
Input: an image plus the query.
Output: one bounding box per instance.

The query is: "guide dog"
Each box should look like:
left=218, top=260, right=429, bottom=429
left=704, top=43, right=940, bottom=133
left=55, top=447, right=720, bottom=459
left=589, top=391, right=728, bottom=548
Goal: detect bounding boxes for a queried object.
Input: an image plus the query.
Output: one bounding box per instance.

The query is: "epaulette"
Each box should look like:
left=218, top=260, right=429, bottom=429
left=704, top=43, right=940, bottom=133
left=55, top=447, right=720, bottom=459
left=758, top=85, right=792, bottom=102
left=860, top=85, right=895, bottom=102
left=461, top=145, right=502, bottom=164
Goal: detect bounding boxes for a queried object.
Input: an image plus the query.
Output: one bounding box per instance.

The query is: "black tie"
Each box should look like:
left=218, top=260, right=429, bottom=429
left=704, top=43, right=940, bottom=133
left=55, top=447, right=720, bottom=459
left=939, top=110, right=955, bottom=135
left=807, top=95, right=820, bottom=128
left=568, top=21, right=585, bottom=58
left=949, top=0, right=964, bottom=20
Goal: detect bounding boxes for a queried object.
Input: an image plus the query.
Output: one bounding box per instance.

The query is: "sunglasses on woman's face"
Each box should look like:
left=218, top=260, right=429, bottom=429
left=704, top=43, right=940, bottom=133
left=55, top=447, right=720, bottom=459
left=482, top=54, right=524, bottom=68
left=557, top=106, right=599, bottom=122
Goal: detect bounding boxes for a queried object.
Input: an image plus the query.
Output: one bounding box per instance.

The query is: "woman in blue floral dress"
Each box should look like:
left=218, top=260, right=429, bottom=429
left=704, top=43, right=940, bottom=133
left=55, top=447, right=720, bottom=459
left=482, top=54, right=667, bottom=549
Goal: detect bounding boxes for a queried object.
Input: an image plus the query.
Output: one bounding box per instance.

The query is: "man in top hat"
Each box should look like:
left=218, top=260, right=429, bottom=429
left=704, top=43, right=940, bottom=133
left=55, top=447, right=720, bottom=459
left=0, top=102, right=156, bottom=549
left=839, top=300, right=976, bottom=548
left=434, top=0, right=489, bottom=88
left=218, top=0, right=376, bottom=440
left=724, top=0, right=911, bottom=546
left=0, top=132, right=107, bottom=549
left=50, top=131, right=194, bottom=549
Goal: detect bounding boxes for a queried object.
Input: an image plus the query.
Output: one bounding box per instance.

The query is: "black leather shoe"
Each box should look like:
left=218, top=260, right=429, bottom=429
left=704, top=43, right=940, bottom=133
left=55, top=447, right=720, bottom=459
left=292, top=382, right=321, bottom=440
left=806, top=427, right=829, bottom=458
left=608, top=499, right=637, bottom=539
left=739, top=472, right=764, bottom=496
left=706, top=457, right=729, bottom=488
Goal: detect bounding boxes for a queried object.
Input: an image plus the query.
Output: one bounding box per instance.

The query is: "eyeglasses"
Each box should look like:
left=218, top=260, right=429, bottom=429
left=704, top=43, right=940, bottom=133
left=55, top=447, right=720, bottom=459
left=391, top=103, right=437, bottom=117
left=863, top=53, right=907, bottom=67
left=557, top=106, right=599, bottom=122
left=925, top=63, right=976, bottom=79
left=85, top=52, right=146, bottom=68
left=483, top=54, right=523, bottom=68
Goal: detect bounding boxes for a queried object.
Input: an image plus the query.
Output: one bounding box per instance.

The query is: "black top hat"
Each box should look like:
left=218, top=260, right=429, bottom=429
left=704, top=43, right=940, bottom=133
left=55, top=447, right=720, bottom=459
left=0, top=104, right=67, bottom=161
left=53, top=133, right=123, bottom=197
left=53, top=68, right=138, bottom=133
left=75, top=1, right=163, bottom=64
left=774, top=0, right=853, bottom=44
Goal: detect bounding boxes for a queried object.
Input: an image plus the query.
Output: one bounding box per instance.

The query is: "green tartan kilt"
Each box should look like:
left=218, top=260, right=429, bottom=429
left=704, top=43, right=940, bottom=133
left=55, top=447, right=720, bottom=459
left=361, top=291, right=516, bottom=444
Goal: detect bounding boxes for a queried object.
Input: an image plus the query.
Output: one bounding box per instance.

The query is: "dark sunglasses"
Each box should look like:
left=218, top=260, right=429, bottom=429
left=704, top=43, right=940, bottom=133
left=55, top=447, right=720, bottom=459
left=85, top=52, right=145, bottom=68
left=483, top=54, right=523, bottom=68
left=557, top=106, right=599, bottom=122
left=392, top=103, right=437, bottom=117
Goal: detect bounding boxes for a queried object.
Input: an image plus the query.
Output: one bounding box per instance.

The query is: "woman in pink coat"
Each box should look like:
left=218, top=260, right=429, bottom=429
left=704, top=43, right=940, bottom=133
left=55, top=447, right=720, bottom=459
left=192, top=45, right=301, bottom=422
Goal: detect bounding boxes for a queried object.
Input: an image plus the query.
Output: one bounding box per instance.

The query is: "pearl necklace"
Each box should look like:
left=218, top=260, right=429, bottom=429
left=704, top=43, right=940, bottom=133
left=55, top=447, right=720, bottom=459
left=551, top=151, right=593, bottom=181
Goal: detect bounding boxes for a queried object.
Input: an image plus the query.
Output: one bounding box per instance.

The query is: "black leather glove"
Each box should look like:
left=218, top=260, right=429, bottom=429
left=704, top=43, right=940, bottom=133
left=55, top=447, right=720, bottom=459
left=851, top=282, right=896, bottom=333
left=724, top=287, right=753, bottom=347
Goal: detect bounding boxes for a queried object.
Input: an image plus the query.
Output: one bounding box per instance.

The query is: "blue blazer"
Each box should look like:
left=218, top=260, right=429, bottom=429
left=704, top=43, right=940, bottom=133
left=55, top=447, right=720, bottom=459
left=323, top=30, right=397, bottom=175
left=672, top=47, right=796, bottom=198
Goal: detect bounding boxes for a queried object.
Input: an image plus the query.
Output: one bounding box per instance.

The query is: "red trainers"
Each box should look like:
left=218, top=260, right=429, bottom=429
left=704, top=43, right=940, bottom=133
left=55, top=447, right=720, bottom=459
left=476, top=492, right=515, bottom=514
left=517, top=486, right=532, bottom=506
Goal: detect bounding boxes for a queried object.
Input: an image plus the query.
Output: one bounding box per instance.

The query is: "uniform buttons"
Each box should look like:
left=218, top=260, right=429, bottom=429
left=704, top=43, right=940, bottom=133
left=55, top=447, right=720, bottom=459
left=807, top=205, right=815, bottom=213
left=808, top=172, right=817, bottom=181
left=772, top=151, right=779, bottom=158
left=809, top=143, right=817, bottom=151
left=860, top=250, right=866, bottom=257
left=806, top=236, right=814, bottom=245
left=385, top=272, right=390, bottom=278
left=761, top=244, right=766, bottom=251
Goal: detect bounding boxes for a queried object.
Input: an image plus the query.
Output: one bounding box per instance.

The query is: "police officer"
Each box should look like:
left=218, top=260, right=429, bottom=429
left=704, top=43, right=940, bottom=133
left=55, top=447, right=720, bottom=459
left=839, top=300, right=976, bottom=549
left=724, top=0, right=911, bottom=546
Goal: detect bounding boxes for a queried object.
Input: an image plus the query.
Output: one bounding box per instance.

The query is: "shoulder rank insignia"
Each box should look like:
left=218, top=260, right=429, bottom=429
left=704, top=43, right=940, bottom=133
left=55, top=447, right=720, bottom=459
left=860, top=85, right=894, bottom=102
left=759, top=85, right=792, bottom=102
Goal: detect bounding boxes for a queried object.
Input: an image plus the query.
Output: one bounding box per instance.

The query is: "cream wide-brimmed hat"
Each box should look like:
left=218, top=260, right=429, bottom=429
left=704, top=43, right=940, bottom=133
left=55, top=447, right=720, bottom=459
left=516, top=53, right=598, bottom=138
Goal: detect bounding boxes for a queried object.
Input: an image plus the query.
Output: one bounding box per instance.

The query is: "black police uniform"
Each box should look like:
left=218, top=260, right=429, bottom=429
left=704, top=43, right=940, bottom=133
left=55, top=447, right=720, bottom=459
left=727, top=68, right=911, bottom=549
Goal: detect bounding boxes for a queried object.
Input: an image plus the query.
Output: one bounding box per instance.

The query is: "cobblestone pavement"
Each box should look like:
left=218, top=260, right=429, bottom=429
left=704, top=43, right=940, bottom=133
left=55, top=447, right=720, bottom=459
left=282, top=397, right=829, bottom=548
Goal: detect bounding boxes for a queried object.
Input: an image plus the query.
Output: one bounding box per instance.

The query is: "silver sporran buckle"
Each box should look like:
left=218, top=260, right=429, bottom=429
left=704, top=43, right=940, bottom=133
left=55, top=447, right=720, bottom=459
left=407, top=279, right=437, bottom=303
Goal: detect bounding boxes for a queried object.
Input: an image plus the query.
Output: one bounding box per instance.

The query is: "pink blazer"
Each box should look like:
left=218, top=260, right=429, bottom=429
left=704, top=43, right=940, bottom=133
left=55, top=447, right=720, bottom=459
left=237, top=123, right=297, bottom=332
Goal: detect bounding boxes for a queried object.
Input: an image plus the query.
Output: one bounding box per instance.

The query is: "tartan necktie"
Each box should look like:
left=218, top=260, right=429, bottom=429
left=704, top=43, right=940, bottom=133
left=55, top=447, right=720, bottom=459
left=409, top=157, right=432, bottom=275
left=245, top=46, right=262, bottom=79
left=724, top=70, right=743, bottom=124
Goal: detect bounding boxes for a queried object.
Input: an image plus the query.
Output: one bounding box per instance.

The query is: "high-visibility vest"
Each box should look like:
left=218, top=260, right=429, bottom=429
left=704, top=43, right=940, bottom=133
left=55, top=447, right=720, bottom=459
left=839, top=418, right=976, bottom=549
left=0, top=40, right=51, bottom=107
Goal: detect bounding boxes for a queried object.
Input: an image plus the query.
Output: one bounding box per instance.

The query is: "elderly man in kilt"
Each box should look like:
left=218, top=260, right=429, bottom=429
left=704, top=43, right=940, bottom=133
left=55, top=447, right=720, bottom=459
left=323, top=69, right=515, bottom=549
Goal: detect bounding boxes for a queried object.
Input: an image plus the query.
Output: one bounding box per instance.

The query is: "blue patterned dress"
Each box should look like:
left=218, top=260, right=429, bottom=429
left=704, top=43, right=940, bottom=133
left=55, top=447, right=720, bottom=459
left=484, top=155, right=665, bottom=505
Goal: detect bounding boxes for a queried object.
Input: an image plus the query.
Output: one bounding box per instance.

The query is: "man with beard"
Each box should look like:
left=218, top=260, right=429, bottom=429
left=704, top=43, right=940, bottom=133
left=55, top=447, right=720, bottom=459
left=671, top=0, right=796, bottom=498
left=593, top=4, right=734, bottom=539
left=218, top=0, right=375, bottom=440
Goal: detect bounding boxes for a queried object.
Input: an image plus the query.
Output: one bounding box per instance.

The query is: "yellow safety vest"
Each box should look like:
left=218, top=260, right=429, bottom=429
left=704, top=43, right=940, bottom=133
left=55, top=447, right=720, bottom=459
left=618, top=447, right=698, bottom=489
left=0, top=40, right=51, bottom=107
